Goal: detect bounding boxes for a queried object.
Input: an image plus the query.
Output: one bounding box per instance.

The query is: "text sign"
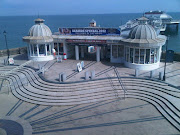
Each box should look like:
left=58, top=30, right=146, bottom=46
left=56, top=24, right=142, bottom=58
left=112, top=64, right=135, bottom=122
left=66, top=39, right=106, bottom=44
left=59, top=28, right=120, bottom=36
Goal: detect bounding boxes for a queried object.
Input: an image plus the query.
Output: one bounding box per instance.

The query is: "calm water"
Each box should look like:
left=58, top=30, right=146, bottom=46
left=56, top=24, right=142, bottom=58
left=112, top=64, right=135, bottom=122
left=0, top=13, right=180, bottom=52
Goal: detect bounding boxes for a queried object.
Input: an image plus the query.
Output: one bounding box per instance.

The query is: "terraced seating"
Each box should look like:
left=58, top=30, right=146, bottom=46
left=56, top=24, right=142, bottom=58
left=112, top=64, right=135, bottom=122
left=3, top=66, right=180, bottom=131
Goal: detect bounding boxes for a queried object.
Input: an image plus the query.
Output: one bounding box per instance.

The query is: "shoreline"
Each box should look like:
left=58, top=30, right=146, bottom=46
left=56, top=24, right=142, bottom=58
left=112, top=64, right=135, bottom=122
left=0, top=47, right=180, bottom=62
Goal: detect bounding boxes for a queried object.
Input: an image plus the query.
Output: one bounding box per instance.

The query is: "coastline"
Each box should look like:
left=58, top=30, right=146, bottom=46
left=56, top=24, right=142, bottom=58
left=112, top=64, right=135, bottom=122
left=0, top=47, right=180, bottom=62
left=0, top=47, right=27, bottom=57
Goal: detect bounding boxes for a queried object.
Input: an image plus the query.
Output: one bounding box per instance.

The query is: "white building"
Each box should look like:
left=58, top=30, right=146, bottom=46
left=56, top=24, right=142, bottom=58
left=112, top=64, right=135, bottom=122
left=23, top=18, right=54, bottom=61
left=23, top=18, right=166, bottom=70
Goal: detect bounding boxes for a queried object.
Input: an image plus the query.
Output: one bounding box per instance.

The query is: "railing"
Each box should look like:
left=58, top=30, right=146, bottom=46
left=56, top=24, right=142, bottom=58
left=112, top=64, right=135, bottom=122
left=114, top=67, right=127, bottom=99
left=106, top=73, right=119, bottom=99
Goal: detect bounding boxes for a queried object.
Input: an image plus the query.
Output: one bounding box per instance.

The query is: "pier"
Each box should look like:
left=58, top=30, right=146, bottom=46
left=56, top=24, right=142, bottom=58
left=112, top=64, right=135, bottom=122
left=166, top=20, right=180, bottom=31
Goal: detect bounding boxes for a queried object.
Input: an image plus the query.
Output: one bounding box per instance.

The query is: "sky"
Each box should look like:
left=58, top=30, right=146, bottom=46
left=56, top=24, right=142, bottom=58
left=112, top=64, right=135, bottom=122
left=0, top=0, right=180, bottom=16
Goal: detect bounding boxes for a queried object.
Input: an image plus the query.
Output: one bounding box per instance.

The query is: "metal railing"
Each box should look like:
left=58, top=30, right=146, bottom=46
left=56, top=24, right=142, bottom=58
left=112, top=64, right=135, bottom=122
left=114, top=67, right=127, bottom=99
left=106, top=73, right=119, bottom=99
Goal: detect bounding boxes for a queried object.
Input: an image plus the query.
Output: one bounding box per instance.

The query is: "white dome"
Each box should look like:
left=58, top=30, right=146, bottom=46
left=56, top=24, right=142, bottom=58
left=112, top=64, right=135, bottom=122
left=128, top=24, right=157, bottom=39
left=28, top=18, right=52, bottom=37
left=160, top=13, right=172, bottom=19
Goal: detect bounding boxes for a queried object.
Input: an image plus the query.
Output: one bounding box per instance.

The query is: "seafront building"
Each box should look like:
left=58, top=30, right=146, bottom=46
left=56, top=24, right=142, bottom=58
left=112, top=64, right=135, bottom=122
left=23, top=17, right=166, bottom=70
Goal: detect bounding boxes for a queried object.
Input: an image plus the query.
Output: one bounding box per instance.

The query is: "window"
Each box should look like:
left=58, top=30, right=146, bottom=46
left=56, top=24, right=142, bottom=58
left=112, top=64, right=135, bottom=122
left=54, top=43, right=64, bottom=55
left=30, top=44, right=34, bottom=56
left=59, top=43, right=64, bottom=55
left=134, top=49, right=139, bottom=64
left=54, top=43, right=58, bottom=55
left=154, top=48, right=157, bottom=63
left=140, top=49, right=145, bottom=64
left=125, top=47, right=159, bottom=64
left=130, top=48, right=134, bottom=63
left=112, top=45, right=118, bottom=58
left=118, top=45, right=124, bottom=57
left=33, top=44, right=37, bottom=56
left=151, top=48, right=155, bottom=63
left=46, top=44, right=51, bottom=55
left=126, top=47, right=130, bottom=62
left=39, top=44, right=45, bottom=55
left=112, top=45, right=124, bottom=58
left=145, top=49, right=150, bottom=64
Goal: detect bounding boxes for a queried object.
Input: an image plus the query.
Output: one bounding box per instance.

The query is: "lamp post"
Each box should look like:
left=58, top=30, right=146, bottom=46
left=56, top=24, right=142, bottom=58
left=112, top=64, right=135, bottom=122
left=3, top=30, right=10, bottom=64
left=163, top=35, right=169, bottom=81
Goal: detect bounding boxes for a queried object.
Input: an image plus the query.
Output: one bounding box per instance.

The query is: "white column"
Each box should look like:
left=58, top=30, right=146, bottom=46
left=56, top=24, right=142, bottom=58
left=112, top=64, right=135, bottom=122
left=158, top=46, right=162, bottom=62
left=110, top=45, right=112, bottom=62
left=75, top=45, right=79, bottom=60
left=81, top=46, right=84, bottom=58
left=63, top=40, right=68, bottom=57
left=49, top=44, right=51, bottom=55
left=57, top=43, right=60, bottom=56
left=96, top=46, right=100, bottom=62
left=45, top=44, right=47, bottom=56
left=29, top=44, right=31, bottom=57
left=37, top=44, right=39, bottom=56
left=32, top=44, right=35, bottom=56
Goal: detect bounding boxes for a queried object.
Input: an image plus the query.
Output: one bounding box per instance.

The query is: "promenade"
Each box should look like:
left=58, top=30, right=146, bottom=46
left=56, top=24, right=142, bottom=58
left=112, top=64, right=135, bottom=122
left=0, top=54, right=180, bottom=135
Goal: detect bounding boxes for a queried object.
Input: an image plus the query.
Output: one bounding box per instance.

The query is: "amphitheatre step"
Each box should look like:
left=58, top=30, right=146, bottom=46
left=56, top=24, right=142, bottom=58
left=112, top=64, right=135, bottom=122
left=12, top=67, right=173, bottom=90
left=126, top=95, right=180, bottom=131
left=126, top=90, right=180, bottom=118
left=4, top=66, right=180, bottom=131
left=12, top=85, right=123, bottom=102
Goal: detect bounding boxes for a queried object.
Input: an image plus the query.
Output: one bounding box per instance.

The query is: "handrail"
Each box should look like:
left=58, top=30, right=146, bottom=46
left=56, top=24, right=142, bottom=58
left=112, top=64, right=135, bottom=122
left=105, top=73, right=119, bottom=99
left=114, top=67, right=127, bottom=99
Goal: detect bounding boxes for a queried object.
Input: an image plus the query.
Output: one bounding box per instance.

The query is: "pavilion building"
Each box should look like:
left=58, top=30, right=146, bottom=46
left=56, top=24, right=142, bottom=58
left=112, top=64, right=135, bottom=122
left=23, top=18, right=54, bottom=61
left=23, top=18, right=166, bottom=70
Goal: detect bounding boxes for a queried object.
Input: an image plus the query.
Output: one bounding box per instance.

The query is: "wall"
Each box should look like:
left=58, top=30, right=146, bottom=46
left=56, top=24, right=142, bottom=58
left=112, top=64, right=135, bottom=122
left=0, top=47, right=27, bottom=57
left=161, top=51, right=180, bottom=62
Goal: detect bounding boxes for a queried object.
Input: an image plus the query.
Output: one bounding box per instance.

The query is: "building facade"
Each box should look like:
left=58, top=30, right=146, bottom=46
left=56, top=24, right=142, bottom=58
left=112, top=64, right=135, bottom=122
left=23, top=18, right=166, bottom=70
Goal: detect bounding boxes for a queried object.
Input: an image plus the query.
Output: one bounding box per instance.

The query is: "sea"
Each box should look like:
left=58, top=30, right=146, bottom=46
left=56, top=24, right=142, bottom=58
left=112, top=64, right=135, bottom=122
left=0, top=13, right=180, bottom=52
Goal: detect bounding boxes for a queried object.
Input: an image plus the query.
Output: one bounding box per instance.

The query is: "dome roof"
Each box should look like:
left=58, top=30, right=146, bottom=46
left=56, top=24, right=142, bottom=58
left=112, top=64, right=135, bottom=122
left=121, top=24, right=166, bottom=46
left=90, top=19, right=96, bottom=23
left=128, top=24, right=157, bottom=39
left=28, top=18, right=52, bottom=37
left=160, top=13, right=172, bottom=19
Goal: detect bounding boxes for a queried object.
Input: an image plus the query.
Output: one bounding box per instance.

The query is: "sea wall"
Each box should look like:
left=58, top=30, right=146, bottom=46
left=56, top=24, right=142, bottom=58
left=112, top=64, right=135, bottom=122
left=161, top=52, right=180, bottom=62
left=174, top=53, right=180, bottom=61
left=0, top=47, right=180, bottom=62
left=0, top=47, right=27, bottom=57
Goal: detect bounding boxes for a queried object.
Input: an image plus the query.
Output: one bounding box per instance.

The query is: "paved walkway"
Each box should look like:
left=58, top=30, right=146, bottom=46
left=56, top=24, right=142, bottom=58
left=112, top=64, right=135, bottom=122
left=0, top=54, right=180, bottom=135
left=27, top=58, right=180, bottom=87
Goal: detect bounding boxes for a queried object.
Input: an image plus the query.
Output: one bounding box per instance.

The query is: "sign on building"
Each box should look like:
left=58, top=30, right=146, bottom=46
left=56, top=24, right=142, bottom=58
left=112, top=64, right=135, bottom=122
left=59, top=28, right=120, bottom=36
left=66, top=39, right=106, bottom=44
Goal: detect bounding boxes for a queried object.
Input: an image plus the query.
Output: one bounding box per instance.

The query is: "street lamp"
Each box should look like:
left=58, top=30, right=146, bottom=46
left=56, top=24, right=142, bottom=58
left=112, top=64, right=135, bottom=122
left=3, top=30, right=10, bottom=64
left=163, top=35, right=169, bottom=81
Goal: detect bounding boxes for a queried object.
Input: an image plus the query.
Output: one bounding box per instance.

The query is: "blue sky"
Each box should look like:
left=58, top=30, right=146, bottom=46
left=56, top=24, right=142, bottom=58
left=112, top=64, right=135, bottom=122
left=0, top=0, right=180, bottom=16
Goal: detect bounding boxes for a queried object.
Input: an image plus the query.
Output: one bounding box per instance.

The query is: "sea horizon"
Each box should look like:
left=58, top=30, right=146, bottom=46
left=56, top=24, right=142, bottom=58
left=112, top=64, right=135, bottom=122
left=0, top=12, right=180, bottom=52
left=0, top=11, right=180, bottom=17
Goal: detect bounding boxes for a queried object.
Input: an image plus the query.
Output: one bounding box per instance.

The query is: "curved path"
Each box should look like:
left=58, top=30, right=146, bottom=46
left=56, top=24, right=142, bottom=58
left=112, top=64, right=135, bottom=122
left=3, top=67, right=180, bottom=131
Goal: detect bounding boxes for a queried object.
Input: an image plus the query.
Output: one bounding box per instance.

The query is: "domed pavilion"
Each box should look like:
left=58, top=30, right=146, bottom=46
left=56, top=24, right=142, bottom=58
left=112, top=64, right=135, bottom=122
left=121, top=17, right=166, bottom=70
left=23, top=18, right=54, bottom=61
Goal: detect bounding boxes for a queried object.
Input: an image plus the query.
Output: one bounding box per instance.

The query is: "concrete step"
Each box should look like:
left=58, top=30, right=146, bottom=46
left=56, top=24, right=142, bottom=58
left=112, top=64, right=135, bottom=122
left=126, top=95, right=180, bottom=131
